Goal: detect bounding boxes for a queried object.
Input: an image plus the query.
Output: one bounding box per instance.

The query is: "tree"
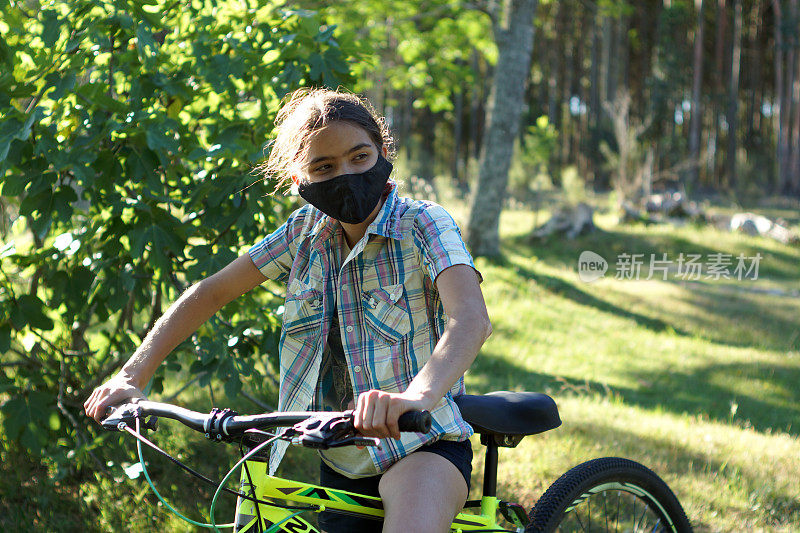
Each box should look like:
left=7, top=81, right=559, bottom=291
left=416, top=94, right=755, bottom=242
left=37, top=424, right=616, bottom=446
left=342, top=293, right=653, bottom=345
left=688, top=0, right=706, bottom=191
left=466, top=0, right=539, bottom=257
left=726, top=0, right=743, bottom=189
left=0, top=0, right=358, bottom=471
left=308, top=0, right=495, bottom=188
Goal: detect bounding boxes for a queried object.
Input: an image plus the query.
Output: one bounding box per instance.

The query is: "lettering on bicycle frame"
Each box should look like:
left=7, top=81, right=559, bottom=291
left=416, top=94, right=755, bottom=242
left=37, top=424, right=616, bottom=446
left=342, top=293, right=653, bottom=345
left=238, top=517, right=313, bottom=533
left=275, top=517, right=312, bottom=533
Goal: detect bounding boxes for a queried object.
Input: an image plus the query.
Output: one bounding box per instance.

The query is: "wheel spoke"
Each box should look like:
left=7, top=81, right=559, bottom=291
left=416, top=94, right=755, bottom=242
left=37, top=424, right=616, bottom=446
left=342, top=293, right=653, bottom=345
left=574, top=506, right=587, bottom=532
left=650, top=517, right=663, bottom=533
left=567, top=489, right=668, bottom=533
left=636, top=500, right=650, bottom=531
left=586, top=492, right=592, bottom=531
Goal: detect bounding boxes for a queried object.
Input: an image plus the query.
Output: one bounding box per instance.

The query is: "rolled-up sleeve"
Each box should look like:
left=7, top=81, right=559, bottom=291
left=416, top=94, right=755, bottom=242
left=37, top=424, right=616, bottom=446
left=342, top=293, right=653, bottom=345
left=413, top=204, right=482, bottom=284
left=248, top=207, right=308, bottom=282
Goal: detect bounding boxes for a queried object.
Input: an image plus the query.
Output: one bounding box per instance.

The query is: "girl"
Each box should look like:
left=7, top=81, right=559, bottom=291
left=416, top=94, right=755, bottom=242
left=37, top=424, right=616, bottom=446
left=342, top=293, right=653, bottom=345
left=85, top=87, right=491, bottom=533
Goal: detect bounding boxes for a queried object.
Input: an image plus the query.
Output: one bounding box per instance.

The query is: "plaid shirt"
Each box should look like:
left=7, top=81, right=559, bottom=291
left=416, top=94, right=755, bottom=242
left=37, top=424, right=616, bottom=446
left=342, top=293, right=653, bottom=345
left=248, top=183, right=477, bottom=475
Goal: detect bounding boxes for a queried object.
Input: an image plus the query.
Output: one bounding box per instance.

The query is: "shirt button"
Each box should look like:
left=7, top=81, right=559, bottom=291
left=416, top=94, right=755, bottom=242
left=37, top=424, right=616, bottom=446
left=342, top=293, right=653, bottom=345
left=345, top=325, right=354, bottom=333
left=354, top=365, right=362, bottom=373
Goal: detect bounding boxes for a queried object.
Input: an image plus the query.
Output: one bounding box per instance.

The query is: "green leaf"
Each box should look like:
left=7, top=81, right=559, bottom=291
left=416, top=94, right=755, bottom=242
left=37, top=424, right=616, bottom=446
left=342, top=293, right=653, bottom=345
left=1, top=391, right=50, bottom=451
left=15, top=294, right=55, bottom=331
left=20, top=188, right=54, bottom=240
left=0, top=39, right=12, bottom=68
left=135, top=22, right=158, bottom=61
left=46, top=71, right=76, bottom=100
left=314, top=24, right=336, bottom=43
left=224, top=375, right=242, bottom=399
left=42, top=10, right=61, bottom=47
left=0, top=371, right=14, bottom=395
left=0, top=172, right=28, bottom=195
left=0, top=116, right=21, bottom=163
left=145, top=123, right=179, bottom=153
left=308, top=53, right=325, bottom=80
left=52, top=187, right=77, bottom=222
left=1, top=397, right=27, bottom=440
left=0, top=324, right=11, bottom=353
left=214, top=124, right=246, bottom=152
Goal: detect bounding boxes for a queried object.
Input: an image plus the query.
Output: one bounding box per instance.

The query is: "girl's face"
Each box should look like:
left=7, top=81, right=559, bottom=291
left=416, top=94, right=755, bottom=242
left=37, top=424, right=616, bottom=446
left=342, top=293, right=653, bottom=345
left=294, top=121, right=386, bottom=184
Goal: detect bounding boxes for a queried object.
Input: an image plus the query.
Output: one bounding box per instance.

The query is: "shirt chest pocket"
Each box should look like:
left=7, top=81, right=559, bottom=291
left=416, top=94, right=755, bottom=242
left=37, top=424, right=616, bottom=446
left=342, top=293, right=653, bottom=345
left=283, top=280, right=324, bottom=339
left=362, top=283, right=412, bottom=345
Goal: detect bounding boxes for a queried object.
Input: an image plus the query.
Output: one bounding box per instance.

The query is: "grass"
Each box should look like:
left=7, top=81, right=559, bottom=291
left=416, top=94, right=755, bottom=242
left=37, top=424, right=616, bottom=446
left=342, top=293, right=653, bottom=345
left=459, top=205, right=800, bottom=532
left=3, top=195, right=799, bottom=532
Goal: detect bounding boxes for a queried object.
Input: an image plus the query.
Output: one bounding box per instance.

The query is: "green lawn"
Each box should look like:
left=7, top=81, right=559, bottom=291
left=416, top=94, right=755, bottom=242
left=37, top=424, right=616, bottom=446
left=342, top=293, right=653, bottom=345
left=461, top=206, right=800, bottom=532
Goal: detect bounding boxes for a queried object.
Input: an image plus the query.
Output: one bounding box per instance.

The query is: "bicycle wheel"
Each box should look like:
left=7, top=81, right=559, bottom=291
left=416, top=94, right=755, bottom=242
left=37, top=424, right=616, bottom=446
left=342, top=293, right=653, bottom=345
left=527, top=457, right=692, bottom=533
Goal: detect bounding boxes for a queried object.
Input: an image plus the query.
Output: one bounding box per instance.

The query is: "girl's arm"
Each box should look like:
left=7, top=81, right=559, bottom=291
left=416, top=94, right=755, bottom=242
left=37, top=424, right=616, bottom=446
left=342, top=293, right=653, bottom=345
left=84, top=253, right=267, bottom=422
left=354, top=264, right=491, bottom=439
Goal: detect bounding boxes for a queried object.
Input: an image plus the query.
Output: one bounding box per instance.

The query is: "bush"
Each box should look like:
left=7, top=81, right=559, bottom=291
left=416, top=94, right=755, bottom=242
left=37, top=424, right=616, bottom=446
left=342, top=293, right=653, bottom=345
left=0, top=0, right=359, bottom=475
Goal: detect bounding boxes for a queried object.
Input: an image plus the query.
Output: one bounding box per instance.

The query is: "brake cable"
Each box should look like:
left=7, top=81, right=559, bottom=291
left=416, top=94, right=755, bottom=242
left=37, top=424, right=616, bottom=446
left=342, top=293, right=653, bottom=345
left=122, top=419, right=320, bottom=530
left=209, top=436, right=308, bottom=532
left=131, top=417, right=237, bottom=530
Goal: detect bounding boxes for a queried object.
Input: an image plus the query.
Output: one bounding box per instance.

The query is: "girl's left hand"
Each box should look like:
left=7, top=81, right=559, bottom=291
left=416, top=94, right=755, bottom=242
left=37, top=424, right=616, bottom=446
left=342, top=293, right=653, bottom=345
left=353, top=389, right=433, bottom=441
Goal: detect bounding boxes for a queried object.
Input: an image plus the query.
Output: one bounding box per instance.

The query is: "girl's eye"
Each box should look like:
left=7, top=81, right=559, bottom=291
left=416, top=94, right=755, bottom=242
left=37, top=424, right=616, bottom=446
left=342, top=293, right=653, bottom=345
left=313, top=164, right=331, bottom=173
left=354, top=152, right=368, bottom=160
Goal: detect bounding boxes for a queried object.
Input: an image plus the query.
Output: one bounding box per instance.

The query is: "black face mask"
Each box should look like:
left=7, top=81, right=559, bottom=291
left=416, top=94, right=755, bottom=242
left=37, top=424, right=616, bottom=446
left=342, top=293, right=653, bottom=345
left=297, top=154, right=393, bottom=224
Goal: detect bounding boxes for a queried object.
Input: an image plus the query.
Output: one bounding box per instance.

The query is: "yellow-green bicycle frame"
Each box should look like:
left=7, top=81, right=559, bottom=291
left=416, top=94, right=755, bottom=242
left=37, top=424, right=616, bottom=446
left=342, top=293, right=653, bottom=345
left=233, top=460, right=503, bottom=532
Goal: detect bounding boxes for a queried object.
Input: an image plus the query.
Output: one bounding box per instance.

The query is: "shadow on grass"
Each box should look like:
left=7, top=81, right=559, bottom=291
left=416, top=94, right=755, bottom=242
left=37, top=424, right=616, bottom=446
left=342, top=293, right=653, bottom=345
left=481, top=253, right=686, bottom=335
left=503, top=226, right=800, bottom=282
left=468, top=350, right=800, bottom=438
left=482, top=238, right=800, bottom=352
left=667, top=283, right=800, bottom=352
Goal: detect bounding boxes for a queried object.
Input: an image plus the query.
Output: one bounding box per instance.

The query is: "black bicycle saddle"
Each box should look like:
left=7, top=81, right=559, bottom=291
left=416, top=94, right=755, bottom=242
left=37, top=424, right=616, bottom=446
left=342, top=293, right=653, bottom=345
left=454, top=391, right=561, bottom=446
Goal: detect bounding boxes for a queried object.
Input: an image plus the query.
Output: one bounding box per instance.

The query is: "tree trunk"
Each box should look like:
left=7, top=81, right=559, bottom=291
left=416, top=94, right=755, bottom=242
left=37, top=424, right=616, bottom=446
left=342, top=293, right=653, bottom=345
left=466, top=0, right=538, bottom=256
left=726, top=0, right=742, bottom=190
left=747, top=2, right=763, bottom=135
left=576, top=6, right=592, bottom=181
left=559, top=3, right=573, bottom=171
left=779, top=0, right=797, bottom=193
left=399, top=90, right=413, bottom=163
left=469, top=48, right=483, bottom=165
left=773, top=0, right=785, bottom=192
left=791, top=0, right=800, bottom=194
left=589, top=13, right=604, bottom=188
left=688, top=0, right=706, bottom=191
left=415, top=106, right=437, bottom=182
left=452, top=88, right=464, bottom=186
left=617, top=12, right=630, bottom=91
left=600, top=13, right=613, bottom=106
left=713, top=0, right=728, bottom=188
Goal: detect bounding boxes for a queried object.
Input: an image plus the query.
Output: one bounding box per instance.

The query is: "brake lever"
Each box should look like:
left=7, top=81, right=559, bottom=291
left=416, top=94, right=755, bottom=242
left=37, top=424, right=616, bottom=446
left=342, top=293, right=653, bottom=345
left=101, top=403, right=158, bottom=433
left=292, top=413, right=359, bottom=449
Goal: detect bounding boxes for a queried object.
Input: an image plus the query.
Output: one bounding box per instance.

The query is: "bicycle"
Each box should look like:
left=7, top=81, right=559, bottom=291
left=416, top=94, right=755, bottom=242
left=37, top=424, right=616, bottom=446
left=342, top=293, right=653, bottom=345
left=102, top=391, right=693, bottom=532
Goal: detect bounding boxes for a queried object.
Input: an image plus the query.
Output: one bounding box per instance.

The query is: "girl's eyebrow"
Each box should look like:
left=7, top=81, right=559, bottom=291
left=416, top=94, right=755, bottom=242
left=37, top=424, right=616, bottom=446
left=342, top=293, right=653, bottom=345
left=308, top=143, right=372, bottom=166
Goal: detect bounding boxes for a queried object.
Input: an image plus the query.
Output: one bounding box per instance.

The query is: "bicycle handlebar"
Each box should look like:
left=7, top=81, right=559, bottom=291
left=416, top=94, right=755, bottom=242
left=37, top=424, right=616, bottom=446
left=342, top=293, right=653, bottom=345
left=101, top=400, right=433, bottom=440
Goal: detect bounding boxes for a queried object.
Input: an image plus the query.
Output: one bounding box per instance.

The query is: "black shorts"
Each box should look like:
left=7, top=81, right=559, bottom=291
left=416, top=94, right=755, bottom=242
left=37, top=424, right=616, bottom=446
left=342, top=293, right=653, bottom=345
left=317, top=439, right=473, bottom=533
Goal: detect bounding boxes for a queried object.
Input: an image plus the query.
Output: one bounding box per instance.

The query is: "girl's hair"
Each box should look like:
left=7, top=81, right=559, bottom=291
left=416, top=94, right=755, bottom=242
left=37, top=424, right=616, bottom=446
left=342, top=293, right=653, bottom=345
left=257, top=87, right=395, bottom=192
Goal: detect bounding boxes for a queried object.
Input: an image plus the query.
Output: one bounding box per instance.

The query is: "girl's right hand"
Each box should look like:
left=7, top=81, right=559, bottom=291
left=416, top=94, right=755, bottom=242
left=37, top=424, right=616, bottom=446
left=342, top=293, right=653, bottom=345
left=84, top=374, right=146, bottom=423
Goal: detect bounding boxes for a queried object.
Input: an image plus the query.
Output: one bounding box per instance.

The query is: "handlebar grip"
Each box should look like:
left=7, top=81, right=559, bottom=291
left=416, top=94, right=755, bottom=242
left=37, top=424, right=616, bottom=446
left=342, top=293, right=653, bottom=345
left=397, top=410, right=432, bottom=433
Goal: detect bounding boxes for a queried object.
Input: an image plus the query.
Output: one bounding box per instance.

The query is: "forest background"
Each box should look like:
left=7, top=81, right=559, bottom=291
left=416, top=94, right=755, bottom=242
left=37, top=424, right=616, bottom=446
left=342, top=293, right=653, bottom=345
left=1, top=0, right=799, bottom=531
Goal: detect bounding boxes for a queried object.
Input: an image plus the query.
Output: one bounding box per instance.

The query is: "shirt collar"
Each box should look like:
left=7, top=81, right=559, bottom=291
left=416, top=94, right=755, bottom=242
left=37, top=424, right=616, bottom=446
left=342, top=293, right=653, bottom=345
left=365, top=180, right=403, bottom=240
